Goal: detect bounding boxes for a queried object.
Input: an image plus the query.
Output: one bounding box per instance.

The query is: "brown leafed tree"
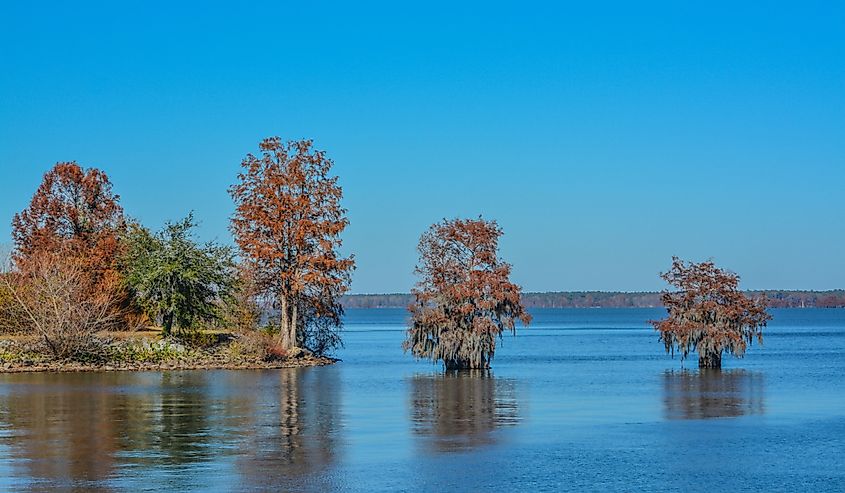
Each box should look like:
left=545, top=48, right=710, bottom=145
left=403, top=218, right=531, bottom=370
left=11, top=162, right=125, bottom=280
left=651, top=257, right=771, bottom=369
left=229, top=137, right=354, bottom=354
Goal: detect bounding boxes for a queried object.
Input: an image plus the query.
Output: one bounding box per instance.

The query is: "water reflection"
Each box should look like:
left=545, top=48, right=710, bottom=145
left=0, top=368, right=342, bottom=491
left=662, top=369, right=765, bottom=420
left=234, top=367, right=342, bottom=491
left=409, top=370, right=520, bottom=453
left=0, top=372, right=126, bottom=492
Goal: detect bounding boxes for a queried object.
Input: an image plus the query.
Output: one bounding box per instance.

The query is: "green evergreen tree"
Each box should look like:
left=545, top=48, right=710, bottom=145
left=121, top=214, right=235, bottom=336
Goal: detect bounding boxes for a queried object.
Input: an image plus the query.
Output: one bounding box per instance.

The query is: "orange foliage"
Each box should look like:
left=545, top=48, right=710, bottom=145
left=9, top=162, right=130, bottom=334
left=11, top=162, right=124, bottom=282
left=230, top=138, right=354, bottom=351
left=651, top=257, right=771, bottom=368
left=404, top=218, right=531, bottom=370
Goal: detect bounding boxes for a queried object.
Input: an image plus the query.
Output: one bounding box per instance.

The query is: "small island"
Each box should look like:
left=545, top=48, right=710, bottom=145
left=1, top=138, right=352, bottom=372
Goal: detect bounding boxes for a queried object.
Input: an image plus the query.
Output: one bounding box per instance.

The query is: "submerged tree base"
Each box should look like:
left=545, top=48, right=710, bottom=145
left=444, top=359, right=490, bottom=371
left=698, top=352, right=723, bottom=369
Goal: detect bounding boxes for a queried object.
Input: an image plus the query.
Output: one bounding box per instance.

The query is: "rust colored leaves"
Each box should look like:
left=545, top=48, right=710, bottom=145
left=404, top=217, right=531, bottom=370
left=11, top=162, right=124, bottom=278
left=229, top=138, right=354, bottom=352
left=651, top=257, right=770, bottom=369
left=4, top=162, right=128, bottom=353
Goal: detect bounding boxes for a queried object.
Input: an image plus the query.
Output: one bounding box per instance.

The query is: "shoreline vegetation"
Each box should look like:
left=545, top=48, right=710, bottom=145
left=342, top=290, right=845, bottom=309
left=1, top=140, right=354, bottom=374
left=0, top=327, right=336, bottom=373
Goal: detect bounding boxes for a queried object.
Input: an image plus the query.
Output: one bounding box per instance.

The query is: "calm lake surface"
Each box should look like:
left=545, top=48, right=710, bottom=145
left=1, top=308, right=843, bottom=492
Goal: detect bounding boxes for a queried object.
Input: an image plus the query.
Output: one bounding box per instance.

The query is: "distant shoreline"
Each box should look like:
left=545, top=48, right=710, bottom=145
left=342, top=290, right=845, bottom=309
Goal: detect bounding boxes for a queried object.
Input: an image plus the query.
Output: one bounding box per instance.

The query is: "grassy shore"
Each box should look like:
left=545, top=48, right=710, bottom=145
left=0, top=328, right=336, bottom=373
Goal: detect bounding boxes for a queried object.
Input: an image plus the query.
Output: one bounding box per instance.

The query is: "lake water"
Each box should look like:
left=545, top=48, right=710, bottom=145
left=1, top=308, right=843, bottom=492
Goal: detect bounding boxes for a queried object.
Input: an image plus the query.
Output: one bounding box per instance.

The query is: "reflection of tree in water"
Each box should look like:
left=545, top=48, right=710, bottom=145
left=662, top=369, right=765, bottom=420
left=0, top=371, right=244, bottom=491
left=153, top=371, right=214, bottom=464
left=0, top=369, right=341, bottom=491
left=97, top=371, right=221, bottom=471
left=410, top=370, right=520, bottom=452
left=235, top=367, right=342, bottom=491
left=0, top=372, right=128, bottom=492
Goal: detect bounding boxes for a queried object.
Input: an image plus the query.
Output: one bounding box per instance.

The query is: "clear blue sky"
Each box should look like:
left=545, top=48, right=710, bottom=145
left=1, top=1, right=843, bottom=293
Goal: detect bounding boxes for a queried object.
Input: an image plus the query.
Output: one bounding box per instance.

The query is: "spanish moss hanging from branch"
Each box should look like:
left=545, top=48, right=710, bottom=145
left=651, top=257, right=770, bottom=369
left=403, top=217, right=531, bottom=370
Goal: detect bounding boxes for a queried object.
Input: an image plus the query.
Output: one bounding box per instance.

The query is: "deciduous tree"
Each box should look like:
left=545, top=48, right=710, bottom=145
left=12, top=162, right=124, bottom=276
left=8, top=162, right=131, bottom=335
left=229, top=137, right=354, bottom=354
left=403, top=218, right=531, bottom=370
left=651, top=257, right=771, bottom=369
left=0, top=248, right=124, bottom=358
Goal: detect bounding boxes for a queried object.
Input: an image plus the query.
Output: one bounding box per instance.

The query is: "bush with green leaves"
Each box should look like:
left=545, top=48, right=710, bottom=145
left=120, top=214, right=236, bottom=335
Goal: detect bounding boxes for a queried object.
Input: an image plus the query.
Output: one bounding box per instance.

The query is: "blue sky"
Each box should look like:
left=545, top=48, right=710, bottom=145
left=1, top=1, right=843, bottom=293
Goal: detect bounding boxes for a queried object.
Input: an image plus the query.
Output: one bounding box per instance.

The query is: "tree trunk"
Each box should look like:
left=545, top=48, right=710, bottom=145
left=162, top=312, right=173, bottom=337
left=290, top=302, right=298, bottom=349
left=279, top=296, right=291, bottom=349
left=698, top=351, right=722, bottom=369
left=444, top=358, right=490, bottom=371
left=42, top=333, right=58, bottom=357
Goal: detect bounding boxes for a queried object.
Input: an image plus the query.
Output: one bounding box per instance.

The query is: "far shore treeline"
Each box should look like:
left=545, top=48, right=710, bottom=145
left=342, top=290, right=845, bottom=310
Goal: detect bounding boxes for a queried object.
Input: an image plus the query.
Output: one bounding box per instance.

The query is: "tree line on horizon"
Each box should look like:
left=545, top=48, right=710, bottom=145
left=340, top=290, right=845, bottom=309
left=0, top=136, right=800, bottom=370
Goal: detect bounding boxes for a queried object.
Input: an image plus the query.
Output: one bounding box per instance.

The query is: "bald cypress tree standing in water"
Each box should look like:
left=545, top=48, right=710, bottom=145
left=403, top=218, right=531, bottom=370
left=652, top=257, right=771, bottom=369
left=229, top=137, right=354, bottom=355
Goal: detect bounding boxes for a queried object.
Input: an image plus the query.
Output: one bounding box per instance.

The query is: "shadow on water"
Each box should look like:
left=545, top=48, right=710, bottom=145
left=0, top=367, right=342, bottom=492
left=662, top=369, right=766, bottom=420
left=409, top=370, right=520, bottom=453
